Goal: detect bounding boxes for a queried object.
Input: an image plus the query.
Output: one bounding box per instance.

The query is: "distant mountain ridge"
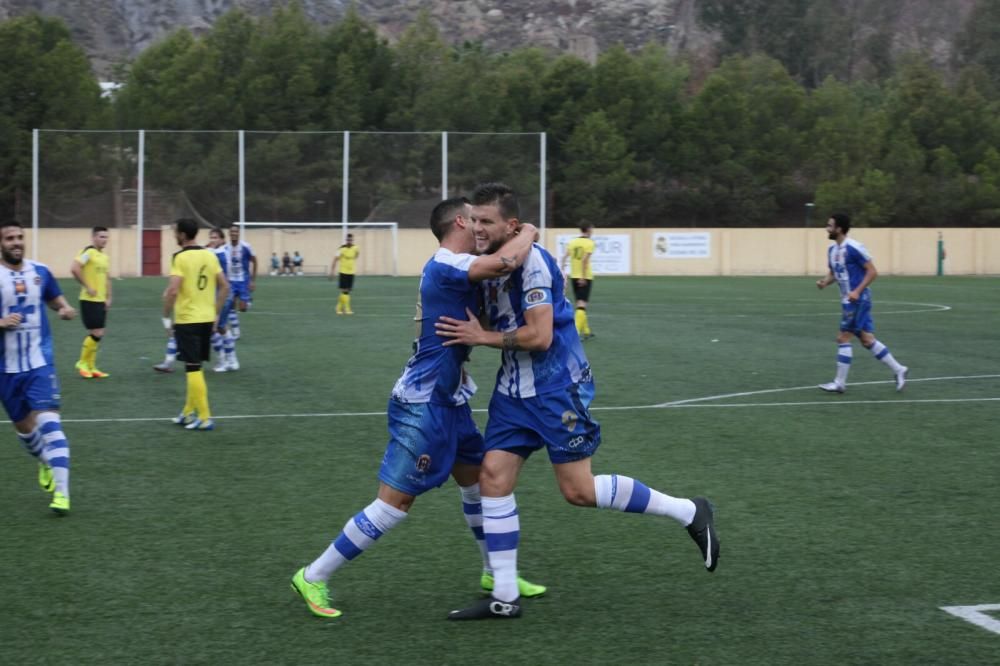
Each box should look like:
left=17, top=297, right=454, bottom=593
left=0, top=0, right=978, bottom=78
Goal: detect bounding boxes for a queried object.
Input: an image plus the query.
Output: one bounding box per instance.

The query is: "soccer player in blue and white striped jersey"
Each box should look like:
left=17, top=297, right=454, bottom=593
left=0, top=221, right=77, bottom=514
left=290, top=197, right=545, bottom=619
left=438, top=183, right=719, bottom=621
left=816, top=213, right=908, bottom=393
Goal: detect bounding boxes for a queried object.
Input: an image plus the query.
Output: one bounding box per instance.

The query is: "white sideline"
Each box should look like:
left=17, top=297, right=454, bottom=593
left=60, top=373, right=1000, bottom=424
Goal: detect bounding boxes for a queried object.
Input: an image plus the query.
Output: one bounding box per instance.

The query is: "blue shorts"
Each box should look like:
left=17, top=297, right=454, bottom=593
left=484, top=381, right=602, bottom=464
left=230, top=280, right=252, bottom=305
left=378, top=399, right=485, bottom=496
left=0, top=365, right=61, bottom=423
left=840, top=299, right=874, bottom=335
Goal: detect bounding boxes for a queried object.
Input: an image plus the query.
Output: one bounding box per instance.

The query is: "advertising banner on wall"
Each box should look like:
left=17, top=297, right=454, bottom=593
left=653, top=232, right=712, bottom=259
left=556, top=234, right=632, bottom=274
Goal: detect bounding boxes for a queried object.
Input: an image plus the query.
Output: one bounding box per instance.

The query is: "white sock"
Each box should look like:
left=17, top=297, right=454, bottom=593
left=835, top=343, right=852, bottom=385
left=594, top=474, right=696, bottom=525
left=37, top=412, right=70, bottom=496
left=459, top=483, right=490, bottom=573
left=305, top=498, right=406, bottom=583
left=482, top=494, right=519, bottom=602
left=869, top=339, right=904, bottom=373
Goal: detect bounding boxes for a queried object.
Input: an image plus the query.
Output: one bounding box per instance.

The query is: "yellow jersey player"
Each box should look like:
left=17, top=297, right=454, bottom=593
left=330, top=233, right=359, bottom=314
left=162, top=219, right=229, bottom=431
left=71, top=226, right=112, bottom=378
left=561, top=224, right=596, bottom=339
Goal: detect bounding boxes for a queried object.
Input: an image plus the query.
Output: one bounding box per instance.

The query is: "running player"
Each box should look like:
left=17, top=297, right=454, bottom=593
left=0, top=221, right=77, bottom=514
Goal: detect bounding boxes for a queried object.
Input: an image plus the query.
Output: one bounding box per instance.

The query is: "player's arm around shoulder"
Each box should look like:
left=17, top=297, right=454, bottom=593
left=467, top=223, right=538, bottom=283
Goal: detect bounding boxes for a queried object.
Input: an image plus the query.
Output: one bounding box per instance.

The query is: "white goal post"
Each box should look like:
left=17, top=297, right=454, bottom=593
left=240, top=221, right=398, bottom=276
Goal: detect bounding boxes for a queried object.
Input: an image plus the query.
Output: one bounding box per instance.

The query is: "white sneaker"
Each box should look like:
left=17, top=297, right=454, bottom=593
left=226, top=356, right=240, bottom=371
left=895, top=366, right=908, bottom=392
left=213, top=359, right=229, bottom=373
left=232, top=329, right=241, bottom=341
left=819, top=381, right=845, bottom=393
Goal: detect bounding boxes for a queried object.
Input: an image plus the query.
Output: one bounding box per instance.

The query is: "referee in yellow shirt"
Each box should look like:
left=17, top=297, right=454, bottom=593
left=71, top=226, right=112, bottom=378
left=163, top=218, right=229, bottom=431
left=561, top=224, right=596, bottom=339
left=330, top=233, right=359, bottom=315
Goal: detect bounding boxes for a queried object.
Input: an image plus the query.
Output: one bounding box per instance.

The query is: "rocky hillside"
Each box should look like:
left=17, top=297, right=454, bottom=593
left=0, top=0, right=978, bottom=77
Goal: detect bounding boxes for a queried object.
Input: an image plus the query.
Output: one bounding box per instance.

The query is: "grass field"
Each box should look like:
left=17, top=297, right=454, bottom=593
left=1, top=274, right=998, bottom=665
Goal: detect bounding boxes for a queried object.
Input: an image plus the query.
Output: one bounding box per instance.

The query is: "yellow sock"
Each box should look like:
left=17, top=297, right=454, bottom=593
left=344, top=294, right=352, bottom=312
left=336, top=293, right=344, bottom=312
left=186, top=369, right=211, bottom=420
left=574, top=308, right=586, bottom=336
left=581, top=310, right=591, bottom=336
left=80, top=336, right=98, bottom=368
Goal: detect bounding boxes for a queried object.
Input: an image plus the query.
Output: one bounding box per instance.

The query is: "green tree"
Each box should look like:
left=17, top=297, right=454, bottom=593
left=557, top=111, right=635, bottom=225
left=0, top=14, right=104, bottom=217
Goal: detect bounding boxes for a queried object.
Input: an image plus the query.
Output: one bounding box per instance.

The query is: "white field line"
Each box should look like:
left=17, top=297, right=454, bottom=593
left=941, top=605, right=1000, bottom=636
left=61, top=374, right=1000, bottom=424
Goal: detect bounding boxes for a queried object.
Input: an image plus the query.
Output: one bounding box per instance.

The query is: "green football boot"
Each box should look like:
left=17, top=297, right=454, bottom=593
left=38, top=463, right=55, bottom=494
left=49, top=491, right=70, bottom=515
left=290, top=567, right=342, bottom=618
left=480, top=572, right=547, bottom=598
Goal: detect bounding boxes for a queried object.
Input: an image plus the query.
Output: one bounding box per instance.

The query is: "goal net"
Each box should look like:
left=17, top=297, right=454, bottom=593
left=241, top=222, right=398, bottom=276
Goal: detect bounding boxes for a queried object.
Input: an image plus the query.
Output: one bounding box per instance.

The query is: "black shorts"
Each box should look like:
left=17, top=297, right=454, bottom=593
left=339, top=273, right=355, bottom=290
left=174, top=323, right=213, bottom=363
left=80, top=300, right=107, bottom=330
left=571, top=279, right=592, bottom=303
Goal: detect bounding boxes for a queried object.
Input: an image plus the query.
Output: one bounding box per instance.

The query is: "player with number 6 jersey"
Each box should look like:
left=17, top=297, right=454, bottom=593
left=163, top=219, right=229, bottom=431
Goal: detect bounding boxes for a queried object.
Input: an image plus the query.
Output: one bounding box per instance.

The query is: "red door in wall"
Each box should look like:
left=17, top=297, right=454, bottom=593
left=142, top=230, right=161, bottom=276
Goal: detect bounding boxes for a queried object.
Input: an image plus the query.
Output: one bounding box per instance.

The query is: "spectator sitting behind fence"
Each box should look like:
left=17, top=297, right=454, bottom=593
left=281, top=252, right=292, bottom=276
left=293, top=251, right=304, bottom=276
left=270, top=252, right=280, bottom=276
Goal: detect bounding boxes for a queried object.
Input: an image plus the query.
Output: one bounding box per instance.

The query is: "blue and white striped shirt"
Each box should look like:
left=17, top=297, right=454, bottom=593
left=828, top=238, right=873, bottom=304
left=0, top=261, right=62, bottom=373
left=481, top=245, right=591, bottom=398
left=391, top=248, right=480, bottom=406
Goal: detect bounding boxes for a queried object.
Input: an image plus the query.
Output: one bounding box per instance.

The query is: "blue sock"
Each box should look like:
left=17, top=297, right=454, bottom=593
left=17, top=428, right=43, bottom=459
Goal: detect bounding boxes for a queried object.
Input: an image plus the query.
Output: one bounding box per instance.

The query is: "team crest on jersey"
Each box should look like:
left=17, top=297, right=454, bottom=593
left=561, top=410, right=578, bottom=431
left=525, top=288, right=546, bottom=305
left=416, top=454, right=432, bottom=472
left=14, top=279, right=26, bottom=294
left=33, top=276, right=41, bottom=285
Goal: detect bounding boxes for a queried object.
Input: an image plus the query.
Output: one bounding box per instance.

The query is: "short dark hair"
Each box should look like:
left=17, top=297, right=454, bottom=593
left=830, top=213, right=851, bottom=234
left=580, top=224, right=593, bottom=233
left=1, top=220, right=23, bottom=231
left=92, top=226, right=108, bottom=234
left=208, top=227, right=224, bottom=236
left=471, top=182, right=519, bottom=221
left=429, top=196, right=470, bottom=241
left=175, top=218, right=199, bottom=240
